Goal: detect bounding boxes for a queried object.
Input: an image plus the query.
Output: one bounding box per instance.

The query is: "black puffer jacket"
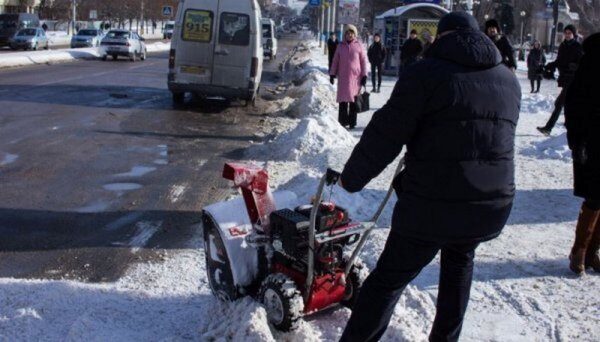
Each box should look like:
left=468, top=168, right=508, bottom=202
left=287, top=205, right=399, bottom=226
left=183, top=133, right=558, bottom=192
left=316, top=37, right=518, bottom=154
left=554, top=38, right=584, bottom=87
left=341, top=29, right=521, bottom=242
left=368, top=41, right=387, bottom=65
left=400, top=38, right=423, bottom=63
left=493, top=35, right=517, bottom=69
left=565, top=33, right=600, bottom=199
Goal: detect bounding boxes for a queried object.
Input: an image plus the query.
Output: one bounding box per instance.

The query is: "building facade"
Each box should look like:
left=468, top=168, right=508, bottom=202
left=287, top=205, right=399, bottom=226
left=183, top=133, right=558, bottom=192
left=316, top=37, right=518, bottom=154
left=531, top=1, right=579, bottom=48
left=0, top=0, right=40, bottom=14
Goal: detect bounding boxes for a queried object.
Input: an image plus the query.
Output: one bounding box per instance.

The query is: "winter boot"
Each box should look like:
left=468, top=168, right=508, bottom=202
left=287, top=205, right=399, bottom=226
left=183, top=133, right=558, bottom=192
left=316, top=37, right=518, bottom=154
left=585, top=220, right=600, bottom=273
left=372, top=86, right=377, bottom=93
left=569, top=204, right=600, bottom=275
left=537, top=126, right=551, bottom=136
left=377, top=85, right=381, bottom=93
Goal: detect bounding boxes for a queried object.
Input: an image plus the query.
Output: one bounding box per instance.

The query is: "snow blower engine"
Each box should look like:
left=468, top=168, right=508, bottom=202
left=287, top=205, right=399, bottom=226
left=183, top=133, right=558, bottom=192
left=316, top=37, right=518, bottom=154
left=202, top=162, right=399, bottom=330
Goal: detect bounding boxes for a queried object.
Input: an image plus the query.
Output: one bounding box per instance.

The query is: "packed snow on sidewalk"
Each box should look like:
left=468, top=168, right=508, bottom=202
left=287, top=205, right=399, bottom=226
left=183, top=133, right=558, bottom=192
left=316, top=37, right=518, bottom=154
left=0, top=42, right=598, bottom=341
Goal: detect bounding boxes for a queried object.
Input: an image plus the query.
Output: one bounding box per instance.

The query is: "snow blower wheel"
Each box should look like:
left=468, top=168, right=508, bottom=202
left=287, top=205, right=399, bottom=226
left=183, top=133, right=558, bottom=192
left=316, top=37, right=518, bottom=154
left=259, top=274, right=304, bottom=331
left=341, top=260, right=367, bottom=309
left=203, top=214, right=240, bottom=301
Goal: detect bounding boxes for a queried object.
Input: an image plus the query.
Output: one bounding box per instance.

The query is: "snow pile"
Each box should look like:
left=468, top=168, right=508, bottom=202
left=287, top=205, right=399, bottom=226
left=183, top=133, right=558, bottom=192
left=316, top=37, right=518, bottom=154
left=522, top=132, right=572, bottom=161
left=0, top=42, right=171, bottom=69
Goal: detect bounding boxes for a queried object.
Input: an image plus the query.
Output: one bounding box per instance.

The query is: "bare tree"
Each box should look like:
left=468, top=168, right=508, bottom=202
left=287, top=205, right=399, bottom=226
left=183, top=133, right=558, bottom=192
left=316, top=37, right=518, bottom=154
left=568, top=0, right=600, bottom=36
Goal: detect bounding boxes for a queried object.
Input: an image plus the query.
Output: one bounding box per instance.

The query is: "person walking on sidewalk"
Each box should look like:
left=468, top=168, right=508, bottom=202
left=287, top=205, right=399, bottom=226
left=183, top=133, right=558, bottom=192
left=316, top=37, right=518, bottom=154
left=527, top=41, right=546, bottom=93
left=564, top=32, right=600, bottom=275
left=399, top=29, right=423, bottom=73
left=485, top=19, right=517, bottom=71
left=327, top=32, right=339, bottom=72
left=367, top=33, right=387, bottom=93
left=338, top=12, right=520, bottom=342
left=537, top=25, right=584, bottom=136
left=330, top=24, right=368, bottom=129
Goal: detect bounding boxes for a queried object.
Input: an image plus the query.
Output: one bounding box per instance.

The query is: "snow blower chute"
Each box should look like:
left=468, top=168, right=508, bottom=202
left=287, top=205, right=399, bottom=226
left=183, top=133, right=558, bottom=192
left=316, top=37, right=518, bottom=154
left=202, top=161, right=402, bottom=330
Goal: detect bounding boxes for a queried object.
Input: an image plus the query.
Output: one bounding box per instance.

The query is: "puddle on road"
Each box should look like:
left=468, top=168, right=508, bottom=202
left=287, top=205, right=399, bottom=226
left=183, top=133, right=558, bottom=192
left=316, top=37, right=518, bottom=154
left=0, top=153, right=18, bottom=166
left=115, top=166, right=157, bottom=177
left=103, top=183, right=143, bottom=191
left=75, top=201, right=112, bottom=213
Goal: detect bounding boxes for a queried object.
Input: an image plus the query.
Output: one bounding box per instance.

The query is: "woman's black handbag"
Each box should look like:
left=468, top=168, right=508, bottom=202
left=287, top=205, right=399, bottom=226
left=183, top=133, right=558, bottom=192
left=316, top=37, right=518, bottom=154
left=354, top=86, right=370, bottom=113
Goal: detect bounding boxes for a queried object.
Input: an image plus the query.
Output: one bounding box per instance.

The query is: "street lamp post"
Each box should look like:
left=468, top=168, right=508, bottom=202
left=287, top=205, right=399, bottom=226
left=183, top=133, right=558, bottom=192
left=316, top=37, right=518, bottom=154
left=520, top=11, right=526, bottom=45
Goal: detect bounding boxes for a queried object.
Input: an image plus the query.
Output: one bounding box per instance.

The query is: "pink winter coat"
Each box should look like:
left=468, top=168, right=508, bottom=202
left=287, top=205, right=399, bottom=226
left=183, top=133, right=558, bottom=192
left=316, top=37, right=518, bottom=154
left=330, top=39, right=368, bottom=103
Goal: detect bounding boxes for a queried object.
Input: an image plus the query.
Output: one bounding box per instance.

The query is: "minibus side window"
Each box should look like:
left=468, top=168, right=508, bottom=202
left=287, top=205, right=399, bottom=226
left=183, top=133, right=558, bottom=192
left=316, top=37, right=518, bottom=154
left=218, top=13, right=250, bottom=46
left=182, top=9, right=213, bottom=42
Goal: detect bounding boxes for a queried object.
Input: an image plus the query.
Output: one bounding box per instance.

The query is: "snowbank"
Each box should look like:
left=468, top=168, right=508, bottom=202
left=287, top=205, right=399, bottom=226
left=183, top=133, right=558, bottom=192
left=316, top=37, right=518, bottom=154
left=522, top=132, right=572, bottom=161
left=0, top=42, right=171, bottom=69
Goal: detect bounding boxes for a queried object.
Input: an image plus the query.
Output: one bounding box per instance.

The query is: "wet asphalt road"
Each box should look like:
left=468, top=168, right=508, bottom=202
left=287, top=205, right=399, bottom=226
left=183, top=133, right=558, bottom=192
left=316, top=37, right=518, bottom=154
left=0, top=34, right=300, bottom=282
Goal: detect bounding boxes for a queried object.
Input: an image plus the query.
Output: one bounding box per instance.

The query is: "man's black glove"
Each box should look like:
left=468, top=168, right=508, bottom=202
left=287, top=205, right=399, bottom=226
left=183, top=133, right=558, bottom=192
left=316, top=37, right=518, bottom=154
left=360, top=76, right=367, bottom=87
left=330, top=75, right=335, bottom=85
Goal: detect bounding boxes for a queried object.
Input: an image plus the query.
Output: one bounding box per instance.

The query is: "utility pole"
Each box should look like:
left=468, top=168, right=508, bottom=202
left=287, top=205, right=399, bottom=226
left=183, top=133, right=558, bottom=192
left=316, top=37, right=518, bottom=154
left=71, top=0, right=77, bottom=35
left=319, top=3, right=325, bottom=47
left=550, top=0, right=559, bottom=51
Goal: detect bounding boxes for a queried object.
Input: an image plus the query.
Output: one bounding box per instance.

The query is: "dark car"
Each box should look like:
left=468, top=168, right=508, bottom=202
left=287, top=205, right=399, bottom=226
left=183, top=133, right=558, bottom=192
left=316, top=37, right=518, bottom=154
left=0, top=13, right=39, bottom=47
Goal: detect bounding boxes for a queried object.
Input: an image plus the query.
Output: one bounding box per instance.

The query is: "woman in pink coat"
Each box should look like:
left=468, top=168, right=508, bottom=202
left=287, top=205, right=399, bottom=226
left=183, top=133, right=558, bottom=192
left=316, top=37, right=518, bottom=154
left=330, top=24, right=368, bottom=129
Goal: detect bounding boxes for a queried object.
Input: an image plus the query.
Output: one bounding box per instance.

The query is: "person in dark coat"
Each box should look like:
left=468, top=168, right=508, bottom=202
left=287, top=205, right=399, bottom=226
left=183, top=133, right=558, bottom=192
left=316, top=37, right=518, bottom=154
left=367, top=33, right=387, bottom=93
left=327, top=32, right=338, bottom=72
left=399, top=29, right=423, bottom=72
left=339, top=12, right=520, bottom=342
left=564, top=32, right=600, bottom=275
left=527, top=40, right=546, bottom=93
left=485, top=19, right=517, bottom=71
left=538, top=25, right=584, bottom=136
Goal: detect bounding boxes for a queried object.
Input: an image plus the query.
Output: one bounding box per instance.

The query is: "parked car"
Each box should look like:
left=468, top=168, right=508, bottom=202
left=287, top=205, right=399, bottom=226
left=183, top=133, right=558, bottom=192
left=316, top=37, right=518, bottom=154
left=0, top=13, right=39, bottom=47
left=9, top=27, right=48, bottom=50
left=101, top=30, right=147, bottom=61
left=261, top=18, right=277, bottom=60
left=164, top=21, right=175, bottom=39
left=71, top=28, right=104, bottom=48
left=168, top=0, right=263, bottom=105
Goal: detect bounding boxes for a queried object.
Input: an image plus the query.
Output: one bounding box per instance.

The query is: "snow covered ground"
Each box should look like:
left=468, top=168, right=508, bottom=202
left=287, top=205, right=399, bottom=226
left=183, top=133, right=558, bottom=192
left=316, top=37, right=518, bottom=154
left=0, top=42, right=171, bottom=69
left=1, top=42, right=598, bottom=341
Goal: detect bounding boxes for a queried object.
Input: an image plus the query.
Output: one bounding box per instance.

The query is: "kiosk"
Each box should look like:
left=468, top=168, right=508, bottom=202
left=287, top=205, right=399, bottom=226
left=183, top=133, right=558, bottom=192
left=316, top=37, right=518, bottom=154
left=374, top=3, right=448, bottom=75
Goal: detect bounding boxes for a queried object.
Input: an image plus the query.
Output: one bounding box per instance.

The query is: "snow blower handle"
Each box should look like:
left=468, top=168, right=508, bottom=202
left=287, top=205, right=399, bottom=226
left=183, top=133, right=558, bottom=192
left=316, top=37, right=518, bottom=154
left=325, top=168, right=341, bottom=186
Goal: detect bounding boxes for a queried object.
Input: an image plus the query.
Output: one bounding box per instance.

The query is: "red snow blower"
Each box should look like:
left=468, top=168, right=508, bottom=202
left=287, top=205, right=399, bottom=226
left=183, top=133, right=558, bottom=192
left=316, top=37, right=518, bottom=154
left=202, top=161, right=401, bottom=330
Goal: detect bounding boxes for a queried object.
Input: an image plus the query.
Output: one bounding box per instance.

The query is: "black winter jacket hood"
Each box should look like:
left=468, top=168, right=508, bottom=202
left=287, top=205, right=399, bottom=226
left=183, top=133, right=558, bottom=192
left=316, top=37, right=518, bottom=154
left=426, top=29, right=502, bottom=69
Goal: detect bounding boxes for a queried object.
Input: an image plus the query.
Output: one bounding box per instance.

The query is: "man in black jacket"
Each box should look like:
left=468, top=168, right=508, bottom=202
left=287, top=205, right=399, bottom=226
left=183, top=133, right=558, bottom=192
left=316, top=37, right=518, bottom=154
left=485, top=19, right=517, bottom=71
left=368, top=33, right=387, bottom=93
left=537, top=25, right=584, bottom=136
left=327, top=32, right=338, bottom=72
left=339, top=12, right=521, bottom=342
left=399, top=29, right=423, bottom=73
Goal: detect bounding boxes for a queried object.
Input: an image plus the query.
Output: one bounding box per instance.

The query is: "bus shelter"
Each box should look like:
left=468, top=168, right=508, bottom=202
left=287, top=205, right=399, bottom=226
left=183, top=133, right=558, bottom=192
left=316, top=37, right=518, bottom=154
left=374, top=3, right=448, bottom=75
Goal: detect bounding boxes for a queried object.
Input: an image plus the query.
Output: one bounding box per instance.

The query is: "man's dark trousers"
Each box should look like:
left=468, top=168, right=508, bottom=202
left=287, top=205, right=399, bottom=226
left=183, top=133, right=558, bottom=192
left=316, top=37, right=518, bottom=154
left=543, top=87, right=567, bottom=131
left=371, top=63, right=383, bottom=90
left=339, top=232, right=479, bottom=342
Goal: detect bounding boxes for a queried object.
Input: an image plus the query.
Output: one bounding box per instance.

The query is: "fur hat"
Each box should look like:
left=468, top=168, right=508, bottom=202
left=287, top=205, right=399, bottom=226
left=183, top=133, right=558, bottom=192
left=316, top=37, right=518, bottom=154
left=564, top=24, right=577, bottom=35
left=345, top=24, right=358, bottom=36
left=485, top=19, right=500, bottom=31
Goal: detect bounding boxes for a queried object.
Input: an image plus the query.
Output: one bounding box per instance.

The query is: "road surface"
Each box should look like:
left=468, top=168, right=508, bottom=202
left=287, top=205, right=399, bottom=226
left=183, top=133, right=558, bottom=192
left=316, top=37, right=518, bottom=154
left=0, top=34, right=301, bottom=282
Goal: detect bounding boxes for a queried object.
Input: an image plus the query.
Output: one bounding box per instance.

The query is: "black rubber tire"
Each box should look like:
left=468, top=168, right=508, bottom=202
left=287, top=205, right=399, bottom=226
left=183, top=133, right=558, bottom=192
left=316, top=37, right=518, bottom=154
left=172, top=92, right=185, bottom=106
left=259, top=274, right=304, bottom=331
left=341, top=260, right=367, bottom=309
left=112, top=54, right=118, bottom=60
left=140, top=49, right=147, bottom=61
left=202, top=212, right=240, bottom=301
left=130, top=52, right=136, bottom=62
left=102, top=55, right=108, bottom=61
